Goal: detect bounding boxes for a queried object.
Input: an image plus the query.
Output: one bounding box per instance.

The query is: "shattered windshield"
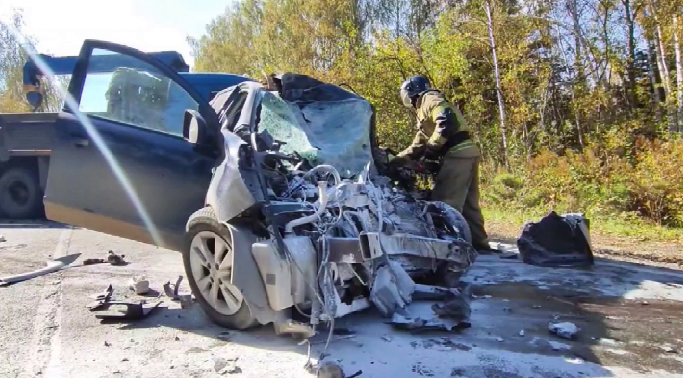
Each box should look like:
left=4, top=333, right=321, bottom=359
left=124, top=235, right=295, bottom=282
left=257, top=91, right=374, bottom=178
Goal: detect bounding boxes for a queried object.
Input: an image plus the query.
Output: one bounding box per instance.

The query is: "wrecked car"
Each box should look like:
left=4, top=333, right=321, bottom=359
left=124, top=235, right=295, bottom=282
left=42, top=40, right=477, bottom=334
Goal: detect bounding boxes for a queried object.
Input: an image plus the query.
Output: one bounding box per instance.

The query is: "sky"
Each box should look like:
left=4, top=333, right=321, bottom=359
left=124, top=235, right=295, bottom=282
left=0, top=0, right=235, bottom=69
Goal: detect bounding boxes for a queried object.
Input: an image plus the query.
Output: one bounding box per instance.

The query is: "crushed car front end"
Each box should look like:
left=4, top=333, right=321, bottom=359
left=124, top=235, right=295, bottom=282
left=188, top=74, right=478, bottom=336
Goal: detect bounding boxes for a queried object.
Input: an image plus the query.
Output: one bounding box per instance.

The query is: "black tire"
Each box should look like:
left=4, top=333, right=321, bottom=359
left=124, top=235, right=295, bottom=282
left=429, top=201, right=472, bottom=244
left=184, top=207, right=258, bottom=330
left=0, top=166, right=42, bottom=219
left=449, top=208, right=472, bottom=244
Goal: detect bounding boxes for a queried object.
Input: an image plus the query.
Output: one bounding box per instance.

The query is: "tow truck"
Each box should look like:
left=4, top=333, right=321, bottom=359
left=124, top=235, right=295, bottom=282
left=0, top=48, right=252, bottom=219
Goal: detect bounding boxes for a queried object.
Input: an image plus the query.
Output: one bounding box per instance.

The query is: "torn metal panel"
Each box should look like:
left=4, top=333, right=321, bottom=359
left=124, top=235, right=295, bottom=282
left=273, top=320, right=316, bottom=339
left=360, top=232, right=476, bottom=273
left=391, top=300, right=472, bottom=333
left=412, top=284, right=464, bottom=301
left=369, top=261, right=416, bottom=317
left=431, top=292, right=471, bottom=321
left=204, top=129, right=260, bottom=224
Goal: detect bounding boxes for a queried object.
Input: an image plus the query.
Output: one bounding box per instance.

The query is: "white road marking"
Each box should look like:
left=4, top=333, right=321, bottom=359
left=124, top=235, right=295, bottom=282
left=26, top=227, right=73, bottom=378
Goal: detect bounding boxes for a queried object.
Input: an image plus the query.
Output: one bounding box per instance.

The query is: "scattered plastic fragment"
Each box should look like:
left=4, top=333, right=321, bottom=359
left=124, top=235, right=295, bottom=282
left=83, top=251, right=127, bottom=266
left=106, top=251, right=127, bottom=265
left=94, top=300, right=163, bottom=322
left=215, top=357, right=241, bottom=375
left=129, top=276, right=150, bottom=295
left=163, top=276, right=183, bottom=299
left=0, top=253, right=81, bottom=286
left=549, top=322, right=579, bottom=340
left=87, top=284, right=114, bottom=310
left=162, top=276, right=194, bottom=308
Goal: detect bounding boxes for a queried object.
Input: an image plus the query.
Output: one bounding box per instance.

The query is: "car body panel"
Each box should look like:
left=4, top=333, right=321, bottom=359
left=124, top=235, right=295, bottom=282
left=44, top=40, right=220, bottom=251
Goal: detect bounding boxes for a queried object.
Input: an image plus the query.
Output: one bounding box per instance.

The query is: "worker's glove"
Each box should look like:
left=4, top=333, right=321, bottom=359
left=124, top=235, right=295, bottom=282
left=423, top=146, right=441, bottom=162
left=388, top=154, right=409, bottom=167
left=422, top=161, right=441, bottom=174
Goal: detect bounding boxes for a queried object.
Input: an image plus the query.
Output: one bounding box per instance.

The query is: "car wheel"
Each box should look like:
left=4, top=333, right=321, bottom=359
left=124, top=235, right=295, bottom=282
left=0, top=166, right=42, bottom=219
left=184, top=207, right=258, bottom=330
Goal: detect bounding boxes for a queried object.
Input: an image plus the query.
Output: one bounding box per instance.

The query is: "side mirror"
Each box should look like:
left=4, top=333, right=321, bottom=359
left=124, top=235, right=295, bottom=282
left=183, top=110, right=211, bottom=146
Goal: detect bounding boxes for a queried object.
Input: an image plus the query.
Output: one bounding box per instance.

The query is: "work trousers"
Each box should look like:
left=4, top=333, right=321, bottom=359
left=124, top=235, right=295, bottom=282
left=430, top=149, right=490, bottom=249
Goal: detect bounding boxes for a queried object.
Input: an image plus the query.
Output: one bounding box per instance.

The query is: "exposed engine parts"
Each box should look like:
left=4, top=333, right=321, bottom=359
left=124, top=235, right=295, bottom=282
left=251, top=160, right=478, bottom=340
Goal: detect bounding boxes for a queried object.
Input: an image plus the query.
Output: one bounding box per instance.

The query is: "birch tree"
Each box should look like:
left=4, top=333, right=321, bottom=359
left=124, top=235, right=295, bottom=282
left=484, top=0, right=509, bottom=167
left=648, top=0, right=677, bottom=131
left=674, top=13, right=683, bottom=129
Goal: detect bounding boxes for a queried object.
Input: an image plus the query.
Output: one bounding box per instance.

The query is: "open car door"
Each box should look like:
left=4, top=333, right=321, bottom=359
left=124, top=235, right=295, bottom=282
left=44, top=40, right=220, bottom=251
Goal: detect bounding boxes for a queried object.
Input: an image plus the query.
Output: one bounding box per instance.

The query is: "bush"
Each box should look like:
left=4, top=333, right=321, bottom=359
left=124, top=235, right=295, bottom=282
left=483, top=173, right=523, bottom=206
left=481, top=137, right=683, bottom=228
left=628, top=138, right=683, bottom=226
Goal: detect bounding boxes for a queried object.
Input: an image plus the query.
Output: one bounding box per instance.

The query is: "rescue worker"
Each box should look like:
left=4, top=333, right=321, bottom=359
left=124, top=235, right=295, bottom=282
left=392, top=75, right=492, bottom=252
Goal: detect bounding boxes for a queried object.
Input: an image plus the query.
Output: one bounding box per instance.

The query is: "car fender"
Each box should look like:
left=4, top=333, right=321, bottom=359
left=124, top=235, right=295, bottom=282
left=225, top=222, right=285, bottom=325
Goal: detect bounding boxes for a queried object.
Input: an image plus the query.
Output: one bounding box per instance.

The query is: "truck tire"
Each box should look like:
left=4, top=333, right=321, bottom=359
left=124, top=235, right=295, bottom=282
left=184, top=207, right=258, bottom=330
left=0, top=166, right=42, bottom=219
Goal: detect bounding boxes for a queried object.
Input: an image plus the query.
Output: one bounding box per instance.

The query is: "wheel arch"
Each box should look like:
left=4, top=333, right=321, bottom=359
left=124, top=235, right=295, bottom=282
left=186, top=206, right=283, bottom=326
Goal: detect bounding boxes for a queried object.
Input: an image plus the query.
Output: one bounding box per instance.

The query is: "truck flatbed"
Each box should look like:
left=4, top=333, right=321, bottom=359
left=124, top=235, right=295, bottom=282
left=0, top=113, right=56, bottom=159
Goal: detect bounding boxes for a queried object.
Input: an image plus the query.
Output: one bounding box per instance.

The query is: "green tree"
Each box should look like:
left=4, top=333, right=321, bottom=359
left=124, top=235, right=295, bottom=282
left=0, top=11, right=32, bottom=113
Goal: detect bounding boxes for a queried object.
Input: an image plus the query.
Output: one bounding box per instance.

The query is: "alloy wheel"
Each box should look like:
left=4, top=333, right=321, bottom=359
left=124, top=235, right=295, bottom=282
left=189, top=231, right=244, bottom=316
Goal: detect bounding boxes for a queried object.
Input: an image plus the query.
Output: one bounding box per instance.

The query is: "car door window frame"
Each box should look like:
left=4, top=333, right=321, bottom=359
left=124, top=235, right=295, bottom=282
left=64, top=40, right=219, bottom=138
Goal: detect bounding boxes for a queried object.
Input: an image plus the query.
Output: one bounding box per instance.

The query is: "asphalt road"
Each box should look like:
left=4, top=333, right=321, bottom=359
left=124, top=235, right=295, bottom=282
left=1, top=221, right=682, bottom=378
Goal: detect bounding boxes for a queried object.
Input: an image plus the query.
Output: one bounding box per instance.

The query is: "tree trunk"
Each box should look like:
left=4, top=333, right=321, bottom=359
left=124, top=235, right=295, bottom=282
left=674, top=14, right=683, bottom=131
left=648, top=38, right=663, bottom=123
left=556, top=26, right=585, bottom=150
left=622, top=0, right=637, bottom=109
left=567, top=0, right=585, bottom=85
left=485, top=0, right=509, bottom=168
left=649, top=0, right=676, bottom=132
